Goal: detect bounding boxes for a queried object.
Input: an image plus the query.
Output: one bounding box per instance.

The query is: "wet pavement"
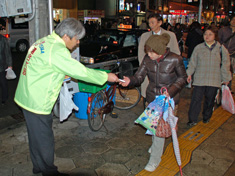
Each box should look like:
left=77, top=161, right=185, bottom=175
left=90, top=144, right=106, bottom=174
left=0, top=83, right=235, bottom=176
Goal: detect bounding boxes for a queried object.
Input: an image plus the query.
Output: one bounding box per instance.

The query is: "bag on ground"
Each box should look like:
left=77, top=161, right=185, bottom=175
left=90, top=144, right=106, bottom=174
left=221, top=85, right=235, bottom=114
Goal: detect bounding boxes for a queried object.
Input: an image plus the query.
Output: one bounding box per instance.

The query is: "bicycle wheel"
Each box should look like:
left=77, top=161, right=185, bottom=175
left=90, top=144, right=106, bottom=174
left=115, top=86, right=141, bottom=110
left=87, top=91, right=108, bottom=131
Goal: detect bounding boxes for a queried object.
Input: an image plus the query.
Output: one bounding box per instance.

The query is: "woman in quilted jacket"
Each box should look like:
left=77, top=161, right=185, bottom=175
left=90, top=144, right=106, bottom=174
left=120, top=33, right=187, bottom=172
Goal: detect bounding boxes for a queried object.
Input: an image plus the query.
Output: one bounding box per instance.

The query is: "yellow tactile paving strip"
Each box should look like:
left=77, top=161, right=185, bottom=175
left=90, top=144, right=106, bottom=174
left=136, top=106, right=232, bottom=176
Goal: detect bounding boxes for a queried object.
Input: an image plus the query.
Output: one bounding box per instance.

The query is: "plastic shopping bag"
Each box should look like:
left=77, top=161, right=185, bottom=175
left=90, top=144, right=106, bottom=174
left=5, top=68, right=16, bottom=80
left=59, top=82, right=79, bottom=122
left=135, top=95, right=173, bottom=135
left=221, top=85, right=235, bottom=114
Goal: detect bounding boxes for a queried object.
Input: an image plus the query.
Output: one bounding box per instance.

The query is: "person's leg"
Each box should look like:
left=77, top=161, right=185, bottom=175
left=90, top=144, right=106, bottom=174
left=0, top=70, right=8, bottom=103
left=22, top=109, right=58, bottom=175
left=145, top=135, right=165, bottom=172
left=188, top=86, right=205, bottom=124
left=202, top=86, right=218, bottom=123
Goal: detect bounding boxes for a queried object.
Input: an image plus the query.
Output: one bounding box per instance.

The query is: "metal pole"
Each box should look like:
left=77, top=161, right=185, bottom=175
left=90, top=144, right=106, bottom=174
left=198, top=0, right=203, bottom=23
left=48, top=0, right=53, bottom=34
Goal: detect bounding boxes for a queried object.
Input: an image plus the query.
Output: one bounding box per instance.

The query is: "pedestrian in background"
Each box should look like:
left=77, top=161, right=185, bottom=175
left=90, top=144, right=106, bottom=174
left=185, top=21, right=204, bottom=59
left=186, top=26, right=231, bottom=127
left=121, top=33, right=187, bottom=172
left=14, top=18, right=119, bottom=176
left=166, top=23, right=173, bottom=31
left=218, top=14, right=235, bottom=91
left=174, top=23, right=183, bottom=42
left=138, top=13, right=180, bottom=108
left=174, top=23, right=184, bottom=55
left=139, top=20, right=148, bottom=30
left=0, top=34, right=12, bottom=105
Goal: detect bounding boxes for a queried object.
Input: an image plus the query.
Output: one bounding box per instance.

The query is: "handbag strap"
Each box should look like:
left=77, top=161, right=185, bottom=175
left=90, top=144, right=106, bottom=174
left=160, top=87, right=168, bottom=94
left=160, top=87, right=169, bottom=120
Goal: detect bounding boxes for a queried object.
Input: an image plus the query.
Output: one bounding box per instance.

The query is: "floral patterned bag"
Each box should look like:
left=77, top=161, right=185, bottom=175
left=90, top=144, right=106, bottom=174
left=135, top=94, right=170, bottom=135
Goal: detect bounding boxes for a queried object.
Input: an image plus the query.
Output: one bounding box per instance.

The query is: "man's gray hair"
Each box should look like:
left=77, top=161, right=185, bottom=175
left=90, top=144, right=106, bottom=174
left=55, top=18, right=85, bottom=40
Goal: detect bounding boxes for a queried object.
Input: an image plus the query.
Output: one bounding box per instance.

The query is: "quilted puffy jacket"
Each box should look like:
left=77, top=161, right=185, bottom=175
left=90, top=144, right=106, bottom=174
left=129, top=49, right=187, bottom=104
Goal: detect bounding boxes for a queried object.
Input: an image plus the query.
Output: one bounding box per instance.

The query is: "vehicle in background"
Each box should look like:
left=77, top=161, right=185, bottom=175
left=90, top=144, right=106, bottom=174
left=79, top=29, right=147, bottom=75
left=0, top=18, right=29, bottom=53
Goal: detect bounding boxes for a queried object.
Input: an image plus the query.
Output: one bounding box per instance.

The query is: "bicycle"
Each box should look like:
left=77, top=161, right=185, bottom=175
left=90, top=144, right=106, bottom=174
left=87, top=62, right=141, bottom=131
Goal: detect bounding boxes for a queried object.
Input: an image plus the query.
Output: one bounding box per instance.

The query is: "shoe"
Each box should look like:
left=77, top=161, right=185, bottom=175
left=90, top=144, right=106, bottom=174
left=148, top=147, right=151, bottom=154
left=33, top=168, right=41, bottom=174
left=57, top=173, right=69, bottom=176
left=144, top=162, right=158, bottom=172
left=203, top=119, right=210, bottom=123
left=42, top=172, right=70, bottom=176
left=187, top=122, right=197, bottom=127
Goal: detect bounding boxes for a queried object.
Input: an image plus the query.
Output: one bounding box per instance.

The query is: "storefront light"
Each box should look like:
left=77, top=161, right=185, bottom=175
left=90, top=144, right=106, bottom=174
left=137, top=4, right=140, bottom=12
left=119, top=0, right=125, bottom=11
left=126, top=3, right=130, bottom=11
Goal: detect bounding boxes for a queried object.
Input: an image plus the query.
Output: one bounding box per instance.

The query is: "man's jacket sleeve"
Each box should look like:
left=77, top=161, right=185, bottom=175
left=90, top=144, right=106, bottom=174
left=50, top=48, right=108, bottom=86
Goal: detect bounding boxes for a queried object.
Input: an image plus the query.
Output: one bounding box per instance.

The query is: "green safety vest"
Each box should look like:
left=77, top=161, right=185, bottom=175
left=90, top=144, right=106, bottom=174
left=14, top=31, right=108, bottom=115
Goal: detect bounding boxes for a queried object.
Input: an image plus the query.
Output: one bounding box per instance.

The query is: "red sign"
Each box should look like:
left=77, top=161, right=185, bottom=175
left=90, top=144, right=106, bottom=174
left=169, top=10, right=188, bottom=15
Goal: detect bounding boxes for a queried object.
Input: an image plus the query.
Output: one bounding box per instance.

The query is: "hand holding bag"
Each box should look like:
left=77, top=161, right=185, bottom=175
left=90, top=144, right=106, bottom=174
left=135, top=94, right=167, bottom=135
left=135, top=87, right=177, bottom=137
left=221, top=85, right=235, bottom=114
left=155, top=87, right=178, bottom=138
left=5, top=67, right=16, bottom=80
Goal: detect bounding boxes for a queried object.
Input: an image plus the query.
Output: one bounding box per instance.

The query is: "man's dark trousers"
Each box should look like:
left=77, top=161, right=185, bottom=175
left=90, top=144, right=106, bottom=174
left=188, top=86, right=218, bottom=123
left=0, top=70, right=8, bottom=102
left=22, top=108, right=58, bottom=175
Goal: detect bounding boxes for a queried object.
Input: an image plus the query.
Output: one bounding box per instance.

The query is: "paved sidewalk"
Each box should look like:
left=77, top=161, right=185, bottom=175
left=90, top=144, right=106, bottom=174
left=0, top=87, right=234, bottom=176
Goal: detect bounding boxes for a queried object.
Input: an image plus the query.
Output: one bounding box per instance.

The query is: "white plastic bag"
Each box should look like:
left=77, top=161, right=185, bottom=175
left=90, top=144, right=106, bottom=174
left=221, top=85, right=235, bottom=114
left=59, top=82, right=79, bottom=122
left=5, top=68, right=16, bottom=80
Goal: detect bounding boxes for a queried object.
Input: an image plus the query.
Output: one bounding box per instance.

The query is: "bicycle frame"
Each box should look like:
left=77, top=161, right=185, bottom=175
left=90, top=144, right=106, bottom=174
left=87, top=83, right=116, bottom=116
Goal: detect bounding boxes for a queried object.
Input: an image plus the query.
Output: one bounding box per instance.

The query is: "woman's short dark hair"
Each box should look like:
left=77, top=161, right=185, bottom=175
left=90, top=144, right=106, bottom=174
left=190, top=21, right=201, bottom=31
left=147, top=13, right=163, bottom=22
left=204, top=26, right=219, bottom=41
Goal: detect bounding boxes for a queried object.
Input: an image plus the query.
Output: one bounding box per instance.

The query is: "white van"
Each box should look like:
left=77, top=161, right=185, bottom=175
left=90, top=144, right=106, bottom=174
left=0, top=18, right=29, bottom=53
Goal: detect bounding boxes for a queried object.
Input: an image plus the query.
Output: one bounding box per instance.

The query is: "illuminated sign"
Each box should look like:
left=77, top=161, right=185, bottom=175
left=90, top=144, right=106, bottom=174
left=169, top=10, right=188, bottom=15
left=137, top=4, right=140, bottom=12
left=118, top=23, right=132, bottom=29
left=119, top=0, right=125, bottom=11
left=126, top=3, right=129, bottom=10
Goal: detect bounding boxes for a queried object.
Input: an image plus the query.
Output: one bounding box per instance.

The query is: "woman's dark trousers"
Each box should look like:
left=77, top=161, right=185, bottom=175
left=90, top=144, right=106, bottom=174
left=188, top=86, right=218, bottom=123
